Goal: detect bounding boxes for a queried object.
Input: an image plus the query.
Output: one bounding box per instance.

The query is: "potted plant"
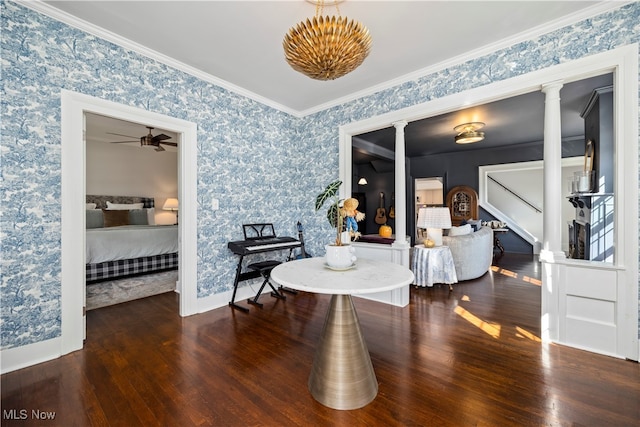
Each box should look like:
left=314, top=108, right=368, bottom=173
left=315, top=179, right=345, bottom=246
left=315, top=180, right=364, bottom=268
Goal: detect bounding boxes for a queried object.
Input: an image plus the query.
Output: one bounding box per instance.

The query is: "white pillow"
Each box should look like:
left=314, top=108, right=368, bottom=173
left=85, top=203, right=97, bottom=210
left=448, top=224, right=472, bottom=236
left=106, top=201, right=144, bottom=210
left=146, top=207, right=156, bottom=225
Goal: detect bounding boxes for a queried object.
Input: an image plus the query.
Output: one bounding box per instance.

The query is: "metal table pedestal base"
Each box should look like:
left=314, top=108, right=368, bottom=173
left=308, top=294, right=378, bottom=410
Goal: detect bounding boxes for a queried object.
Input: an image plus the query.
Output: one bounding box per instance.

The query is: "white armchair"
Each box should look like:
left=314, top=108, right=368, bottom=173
left=442, top=226, right=493, bottom=281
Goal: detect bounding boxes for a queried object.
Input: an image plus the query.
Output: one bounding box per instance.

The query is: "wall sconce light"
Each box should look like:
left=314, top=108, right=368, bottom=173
left=358, top=177, right=368, bottom=185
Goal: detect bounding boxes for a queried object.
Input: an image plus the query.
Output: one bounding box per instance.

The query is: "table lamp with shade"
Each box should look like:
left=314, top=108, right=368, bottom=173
left=163, top=197, right=179, bottom=225
left=416, top=207, right=452, bottom=247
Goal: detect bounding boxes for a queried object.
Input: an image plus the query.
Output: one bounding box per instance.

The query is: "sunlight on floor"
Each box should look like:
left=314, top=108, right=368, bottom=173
left=454, top=306, right=501, bottom=338
left=491, top=265, right=518, bottom=278
left=454, top=306, right=541, bottom=342
left=523, top=276, right=542, bottom=286
left=515, top=326, right=541, bottom=342
left=491, top=265, right=541, bottom=286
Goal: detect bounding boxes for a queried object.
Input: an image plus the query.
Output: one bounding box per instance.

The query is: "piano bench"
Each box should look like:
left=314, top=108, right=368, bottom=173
left=247, top=261, right=285, bottom=308
left=248, top=260, right=282, bottom=273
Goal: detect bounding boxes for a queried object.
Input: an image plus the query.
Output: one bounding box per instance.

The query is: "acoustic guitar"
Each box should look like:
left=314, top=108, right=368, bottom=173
left=388, top=193, right=395, bottom=219
left=375, top=192, right=387, bottom=225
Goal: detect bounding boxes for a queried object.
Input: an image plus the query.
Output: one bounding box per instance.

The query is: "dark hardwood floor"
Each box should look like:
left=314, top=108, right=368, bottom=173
left=2, top=253, right=639, bottom=426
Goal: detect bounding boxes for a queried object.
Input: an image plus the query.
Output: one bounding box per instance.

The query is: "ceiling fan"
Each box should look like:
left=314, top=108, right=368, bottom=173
left=107, top=126, right=177, bottom=152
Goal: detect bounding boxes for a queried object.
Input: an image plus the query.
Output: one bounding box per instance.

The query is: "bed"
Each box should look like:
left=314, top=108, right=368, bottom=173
left=86, top=195, right=178, bottom=283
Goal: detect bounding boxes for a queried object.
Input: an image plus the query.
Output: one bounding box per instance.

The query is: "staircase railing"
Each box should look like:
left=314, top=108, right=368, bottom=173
left=487, top=175, right=542, bottom=213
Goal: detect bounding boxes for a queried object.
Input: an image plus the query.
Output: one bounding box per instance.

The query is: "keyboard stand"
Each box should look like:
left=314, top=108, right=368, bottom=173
left=228, top=248, right=296, bottom=312
left=228, top=224, right=302, bottom=312
left=278, top=286, right=298, bottom=295
left=228, top=254, right=263, bottom=312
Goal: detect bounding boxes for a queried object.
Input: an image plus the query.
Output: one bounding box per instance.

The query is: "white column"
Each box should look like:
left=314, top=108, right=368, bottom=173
left=388, top=120, right=410, bottom=306
left=541, top=82, right=565, bottom=258
left=540, top=81, right=564, bottom=345
left=392, top=120, right=408, bottom=248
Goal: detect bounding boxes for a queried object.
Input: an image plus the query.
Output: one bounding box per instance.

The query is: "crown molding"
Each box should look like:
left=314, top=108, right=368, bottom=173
left=298, top=1, right=631, bottom=117
left=12, top=0, right=301, bottom=117
left=13, top=0, right=630, bottom=119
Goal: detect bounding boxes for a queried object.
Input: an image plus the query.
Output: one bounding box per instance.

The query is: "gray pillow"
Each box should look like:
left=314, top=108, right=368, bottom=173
left=86, top=209, right=104, bottom=229
left=128, top=209, right=149, bottom=225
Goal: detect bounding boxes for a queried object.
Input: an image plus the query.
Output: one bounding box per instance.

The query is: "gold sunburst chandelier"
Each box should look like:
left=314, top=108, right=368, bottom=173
left=283, top=0, right=372, bottom=81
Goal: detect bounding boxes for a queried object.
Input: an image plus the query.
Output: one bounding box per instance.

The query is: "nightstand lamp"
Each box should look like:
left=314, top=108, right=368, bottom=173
left=163, top=197, right=179, bottom=225
left=417, top=207, right=451, bottom=247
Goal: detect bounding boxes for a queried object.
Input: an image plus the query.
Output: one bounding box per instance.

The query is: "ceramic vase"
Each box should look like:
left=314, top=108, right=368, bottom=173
left=325, top=244, right=357, bottom=268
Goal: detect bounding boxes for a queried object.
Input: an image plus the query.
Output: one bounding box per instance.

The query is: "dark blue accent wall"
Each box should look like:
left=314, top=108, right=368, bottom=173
left=349, top=139, right=585, bottom=253
left=409, top=139, right=584, bottom=252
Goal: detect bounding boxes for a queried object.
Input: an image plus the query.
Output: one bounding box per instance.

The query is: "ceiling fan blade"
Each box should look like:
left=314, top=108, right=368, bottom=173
left=110, top=140, right=138, bottom=143
left=152, top=133, right=172, bottom=142
left=159, top=141, right=178, bottom=147
left=106, top=132, right=139, bottom=139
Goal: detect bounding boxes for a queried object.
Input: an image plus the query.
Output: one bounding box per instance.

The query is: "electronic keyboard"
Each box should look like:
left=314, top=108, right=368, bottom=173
left=227, top=223, right=303, bottom=312
left=227, top=236, right=301, bottom=255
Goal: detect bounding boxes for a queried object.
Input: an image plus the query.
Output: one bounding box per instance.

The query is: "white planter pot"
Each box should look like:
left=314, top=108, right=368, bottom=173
left=325, top=244, right=357, bottom=268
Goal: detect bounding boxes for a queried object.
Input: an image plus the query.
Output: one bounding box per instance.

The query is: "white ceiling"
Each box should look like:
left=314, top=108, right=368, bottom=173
left=39, top=0, right=614, bottom=116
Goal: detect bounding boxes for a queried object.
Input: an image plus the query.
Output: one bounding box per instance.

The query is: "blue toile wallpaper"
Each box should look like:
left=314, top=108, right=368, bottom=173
left=1, top=0, right=639, bottom=350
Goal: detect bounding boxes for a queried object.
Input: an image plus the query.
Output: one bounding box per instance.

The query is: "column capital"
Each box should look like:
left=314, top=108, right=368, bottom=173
left=541, top=80, right=564, bottom=94
left=392, top=120, right=408, bottom=129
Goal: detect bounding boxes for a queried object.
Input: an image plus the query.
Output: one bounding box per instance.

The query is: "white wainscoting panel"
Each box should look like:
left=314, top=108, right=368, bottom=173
left=559, top=264, right=621, bottom=357
left=350, top=241, right=410, bottom=307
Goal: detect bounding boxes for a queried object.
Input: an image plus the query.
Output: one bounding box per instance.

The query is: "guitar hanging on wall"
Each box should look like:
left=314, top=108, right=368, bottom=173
left=388, top=193, right=395, bottom=219
left=375, top=192, right=387, bottom=225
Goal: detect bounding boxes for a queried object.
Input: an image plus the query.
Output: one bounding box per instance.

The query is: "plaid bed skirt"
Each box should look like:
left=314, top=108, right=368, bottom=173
left=86, top=252, right=178, bottom=283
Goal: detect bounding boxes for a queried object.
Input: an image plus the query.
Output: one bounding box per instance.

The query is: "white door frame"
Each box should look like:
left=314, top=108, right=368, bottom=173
left=60, top=90, right=198, bottom=355
left=340, top=44, right=638, bottom=360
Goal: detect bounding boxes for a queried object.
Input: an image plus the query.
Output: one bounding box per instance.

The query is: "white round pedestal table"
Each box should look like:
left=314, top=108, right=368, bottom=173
left=270, top=257, right=414, bottom=410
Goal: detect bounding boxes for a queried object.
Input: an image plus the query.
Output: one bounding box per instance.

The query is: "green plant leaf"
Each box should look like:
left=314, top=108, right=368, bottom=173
left=326, top=203, right=339, bottom=227
left=315, top=179, right=342, bottom=211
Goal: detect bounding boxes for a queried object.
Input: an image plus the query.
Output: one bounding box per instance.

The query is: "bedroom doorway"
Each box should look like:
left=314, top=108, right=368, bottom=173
left=61, top=91, right=198, bottom=354
left=84, top=112, right=180, bottom=311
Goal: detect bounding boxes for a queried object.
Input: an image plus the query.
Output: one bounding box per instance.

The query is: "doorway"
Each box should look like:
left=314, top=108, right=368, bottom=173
left=84, top=112, right=179, bottom=311
left=414, top=177, right=444, bottom=243
left=60, top=90, right=198, bottom=355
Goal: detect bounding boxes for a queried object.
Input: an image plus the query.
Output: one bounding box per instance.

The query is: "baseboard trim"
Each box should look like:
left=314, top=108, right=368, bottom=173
left=2, top=284, right=262, bottom=373
left=1, top=338, right=63, bottom=374
left=196, top=282, right=276, bottom=314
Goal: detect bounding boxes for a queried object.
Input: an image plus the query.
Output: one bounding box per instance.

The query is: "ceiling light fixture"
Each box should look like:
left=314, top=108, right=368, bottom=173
left=283, top=0, right=372, bottom=81
left=454, top=122, right=485, bottom=144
